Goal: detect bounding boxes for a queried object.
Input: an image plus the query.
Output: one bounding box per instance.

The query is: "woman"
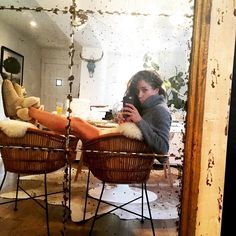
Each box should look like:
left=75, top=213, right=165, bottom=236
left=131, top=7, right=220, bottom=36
left=121, top=70, right=172, bottom=155
left=28, top=70, right=171, bottom=156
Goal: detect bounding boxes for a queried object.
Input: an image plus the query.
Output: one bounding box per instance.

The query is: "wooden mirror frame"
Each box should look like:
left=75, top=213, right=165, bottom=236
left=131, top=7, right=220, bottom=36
left=2, top=1, right=234, bottom=235
left=180, top=0, right=212, bottom=235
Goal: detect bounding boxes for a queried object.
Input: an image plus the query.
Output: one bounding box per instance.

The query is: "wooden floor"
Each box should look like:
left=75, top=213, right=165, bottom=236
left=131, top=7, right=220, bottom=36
left=0, top=161, right=178, bottom=236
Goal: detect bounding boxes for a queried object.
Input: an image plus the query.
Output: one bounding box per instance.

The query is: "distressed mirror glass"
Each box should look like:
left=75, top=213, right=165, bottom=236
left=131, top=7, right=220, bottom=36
left=0, top=0, right=194, bottom=235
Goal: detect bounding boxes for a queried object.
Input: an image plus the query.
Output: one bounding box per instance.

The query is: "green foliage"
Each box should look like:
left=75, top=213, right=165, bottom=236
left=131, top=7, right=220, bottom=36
left=166, top=70, right=186, bottom=110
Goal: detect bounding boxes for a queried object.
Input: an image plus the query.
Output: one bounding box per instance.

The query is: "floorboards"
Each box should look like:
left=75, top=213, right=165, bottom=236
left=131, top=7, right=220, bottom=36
left=0, top=161, right=178, bottom=236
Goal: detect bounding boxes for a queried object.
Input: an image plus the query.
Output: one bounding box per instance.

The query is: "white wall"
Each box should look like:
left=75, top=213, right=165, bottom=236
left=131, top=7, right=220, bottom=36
left=0, top=20, right=41, bottom=119
left=79, top=48, right=138, bottom=107
left=0, top=20, right=41, bottom=96
left=79, top=45, right=191, bottom=110
left=40, top=48, right=81, bottom=112
left=104, top=52, right=143, bottom=106
left=79, top=47, right=107, bottom=105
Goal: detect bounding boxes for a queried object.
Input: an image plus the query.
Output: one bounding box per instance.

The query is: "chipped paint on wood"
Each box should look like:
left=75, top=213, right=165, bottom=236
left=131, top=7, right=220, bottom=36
left=217, top=8, right=225, bottom=25
left=206, top=149, right=214, bottom=186
left=195, top=0, right=236, bottom=235
left=210, top=59, right=220, bottom=88
left=217, top=187, right=223, bottom=223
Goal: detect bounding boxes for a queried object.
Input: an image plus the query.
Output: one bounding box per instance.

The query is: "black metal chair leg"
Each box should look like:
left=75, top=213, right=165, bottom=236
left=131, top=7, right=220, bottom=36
left=14, top=174, right=20, bottom=211
left=141, top=182, right=144, bottom=223
left=144, top=183, right=155, bottom=236
left=83, top=169, right=91, bottom=221
left=68, top=164, right=72, bottom=218
left=0, top=170, right=7, bottom=191
left=44, top=173, right=50, bottom=236
left=89, top=182, right=105, bottom=236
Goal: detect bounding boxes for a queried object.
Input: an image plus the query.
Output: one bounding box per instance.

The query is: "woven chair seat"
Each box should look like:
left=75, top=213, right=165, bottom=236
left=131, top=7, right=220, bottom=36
left=83, top=133, right=155, bottom=184
left=0, top=128, right=78, bottom=174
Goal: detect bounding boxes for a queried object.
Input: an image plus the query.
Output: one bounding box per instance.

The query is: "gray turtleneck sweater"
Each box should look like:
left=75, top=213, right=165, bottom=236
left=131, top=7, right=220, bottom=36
left=136, top=94, right=171, bottom=155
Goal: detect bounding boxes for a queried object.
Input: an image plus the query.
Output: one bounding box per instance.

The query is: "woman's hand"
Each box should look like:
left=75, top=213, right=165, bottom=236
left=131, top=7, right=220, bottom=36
left=116, top=111, right=126, bottom=124
left=122, top=104, right=142, bottom=123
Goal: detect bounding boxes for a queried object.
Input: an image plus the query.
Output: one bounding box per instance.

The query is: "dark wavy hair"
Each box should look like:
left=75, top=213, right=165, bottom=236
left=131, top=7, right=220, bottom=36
left=124, top=70, right=166, bottom=112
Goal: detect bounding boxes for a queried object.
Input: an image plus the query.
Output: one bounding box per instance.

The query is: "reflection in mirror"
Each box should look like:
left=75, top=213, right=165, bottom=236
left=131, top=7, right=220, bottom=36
left=0, top=4, right=80, bottom=112
left=0, top=0, right=194, bottom=235
left=75, top=4, right=193, bottom=111
left=73, top=1, right=193, bottom=173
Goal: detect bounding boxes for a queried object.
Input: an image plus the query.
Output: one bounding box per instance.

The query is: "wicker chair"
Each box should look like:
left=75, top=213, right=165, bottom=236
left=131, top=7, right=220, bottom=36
left=82, top=133, right=159, bottom=236
left=0, top=128, right=79, bottom=236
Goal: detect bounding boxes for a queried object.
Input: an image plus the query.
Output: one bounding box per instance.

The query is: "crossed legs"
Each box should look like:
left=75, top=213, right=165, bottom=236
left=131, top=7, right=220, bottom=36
left=29, top=107, right=101, bottom=141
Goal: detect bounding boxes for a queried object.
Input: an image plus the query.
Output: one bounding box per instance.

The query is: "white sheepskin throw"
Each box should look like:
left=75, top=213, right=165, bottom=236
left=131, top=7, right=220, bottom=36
left=117, top=122, right=143, bottom=140
left=101, top=122, right=143, bottom=140
left=0, top=119, right=36, bottom=137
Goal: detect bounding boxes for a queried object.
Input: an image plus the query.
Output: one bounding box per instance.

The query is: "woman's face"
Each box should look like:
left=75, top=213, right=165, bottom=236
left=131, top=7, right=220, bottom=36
left=136, top=79, right=159, bottom=104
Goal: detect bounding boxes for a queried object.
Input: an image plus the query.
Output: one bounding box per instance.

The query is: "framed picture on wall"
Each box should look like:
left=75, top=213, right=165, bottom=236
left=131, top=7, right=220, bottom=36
left=0, top=46, right=24, bottom=85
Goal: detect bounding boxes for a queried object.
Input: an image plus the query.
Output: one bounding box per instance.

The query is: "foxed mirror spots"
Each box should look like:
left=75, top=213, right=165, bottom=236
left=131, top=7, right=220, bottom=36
left=0, top=0, right=195, bottom=235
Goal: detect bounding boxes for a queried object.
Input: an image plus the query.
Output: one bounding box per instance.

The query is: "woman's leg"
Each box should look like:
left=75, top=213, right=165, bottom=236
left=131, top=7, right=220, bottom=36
left=29, top=107, right=100, bottom=141
left=71, top=117, right=100, bottom=141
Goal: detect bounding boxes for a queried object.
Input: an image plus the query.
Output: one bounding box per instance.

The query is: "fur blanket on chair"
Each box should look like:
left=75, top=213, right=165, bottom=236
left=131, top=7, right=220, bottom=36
left=117, top=122, right=143, bottom=140
left=0, top=119, right=143, bottom=140
left=0, top=119, right=36, bottom=137
left=100, top=122, right=143, bottom=141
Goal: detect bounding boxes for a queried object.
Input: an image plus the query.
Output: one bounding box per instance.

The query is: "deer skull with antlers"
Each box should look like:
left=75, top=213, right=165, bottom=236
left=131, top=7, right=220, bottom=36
left=80, top=52, right=104, bottom=78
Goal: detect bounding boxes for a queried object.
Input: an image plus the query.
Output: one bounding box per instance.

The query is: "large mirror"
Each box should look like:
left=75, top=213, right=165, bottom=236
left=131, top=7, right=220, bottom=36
left=0, top=0, right=194, bottom=235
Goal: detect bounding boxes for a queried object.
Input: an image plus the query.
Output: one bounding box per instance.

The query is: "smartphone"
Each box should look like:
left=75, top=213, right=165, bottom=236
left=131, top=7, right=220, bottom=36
left=123, top=95, right=134, bottom=107
left=122, top=96, right=134, bottom=119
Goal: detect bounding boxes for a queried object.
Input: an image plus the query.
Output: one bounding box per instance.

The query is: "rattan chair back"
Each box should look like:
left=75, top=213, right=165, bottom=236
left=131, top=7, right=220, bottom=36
left=83, top=133, right=155, bottom=184
left=0, top=128, right=78, bottom=174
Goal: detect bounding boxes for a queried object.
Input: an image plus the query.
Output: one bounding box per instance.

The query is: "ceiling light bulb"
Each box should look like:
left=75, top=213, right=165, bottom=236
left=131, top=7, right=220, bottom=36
left=30, top=21, right=37, bottom=27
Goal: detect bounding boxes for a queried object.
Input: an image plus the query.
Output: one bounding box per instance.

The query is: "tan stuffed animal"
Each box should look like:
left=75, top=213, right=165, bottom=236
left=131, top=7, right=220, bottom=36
left=2, top=79, right=43, bottom=121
